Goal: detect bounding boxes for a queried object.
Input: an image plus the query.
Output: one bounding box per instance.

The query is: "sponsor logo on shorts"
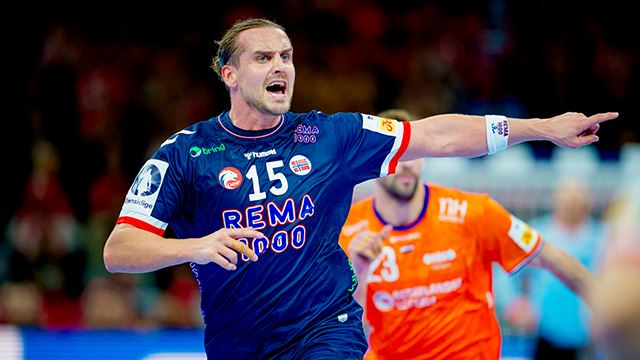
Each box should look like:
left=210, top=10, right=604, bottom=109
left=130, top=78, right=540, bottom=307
left=219, top=167, right=243, bottom=190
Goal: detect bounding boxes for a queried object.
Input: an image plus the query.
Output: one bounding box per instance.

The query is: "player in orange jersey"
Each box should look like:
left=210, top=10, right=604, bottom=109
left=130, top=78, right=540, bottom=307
left=339, top=109, right=596, bottom=360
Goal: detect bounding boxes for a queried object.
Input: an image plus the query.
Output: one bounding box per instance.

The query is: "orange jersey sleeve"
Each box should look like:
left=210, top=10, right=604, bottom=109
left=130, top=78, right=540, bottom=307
left=471, top=196, right=543, bottom=273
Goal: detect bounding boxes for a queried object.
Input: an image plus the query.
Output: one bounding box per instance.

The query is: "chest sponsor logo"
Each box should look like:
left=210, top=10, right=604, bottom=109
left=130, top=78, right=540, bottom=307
left=438, top=197, right=468, bottom=223
left=124, top=159, right=169, bottom=215
left=342, top=219, right=369, bottom=237
left=371, top=277, right=462, bottom=312
left=289, top=155, right=312, bottom=176
left=219, top=167, right=243, bottom=190
left=422, top=249, right=457, bottom=265
left=293, top=124, right=320, bottom=143
left=508, top=215, right=538, bottom=252
left=190, top=143, right=226, bottom=158
left=244, top=149, right=277, bottom=160
left=389, top=232, right=421, bottom=244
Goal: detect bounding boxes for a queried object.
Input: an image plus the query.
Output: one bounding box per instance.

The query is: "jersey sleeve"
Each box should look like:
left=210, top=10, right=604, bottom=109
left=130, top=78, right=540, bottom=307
left=327, top=112, right=411, bottom=184
left=116, top=143, right=187, bottom=236
left=474, top=196, right=543, bottom=274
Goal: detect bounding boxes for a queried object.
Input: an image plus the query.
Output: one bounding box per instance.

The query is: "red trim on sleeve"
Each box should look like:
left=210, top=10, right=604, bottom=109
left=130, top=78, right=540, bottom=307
left=117, top=216, right=165, bottom=236
left=388, top=121, right=412, bottom=174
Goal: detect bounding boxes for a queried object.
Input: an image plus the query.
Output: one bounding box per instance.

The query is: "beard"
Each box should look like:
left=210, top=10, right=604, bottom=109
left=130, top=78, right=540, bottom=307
left=379, top=176, right=419, bottom=202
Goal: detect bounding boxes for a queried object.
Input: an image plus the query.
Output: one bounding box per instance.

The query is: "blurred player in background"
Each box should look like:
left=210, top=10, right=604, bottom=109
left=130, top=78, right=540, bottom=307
left=340, top=109, right=599, bottom=360
left=104, top=18, right=617, bottom=359
left=590, top=180, right=640, bottom=359
left=518, top=178, right=606, bottom=360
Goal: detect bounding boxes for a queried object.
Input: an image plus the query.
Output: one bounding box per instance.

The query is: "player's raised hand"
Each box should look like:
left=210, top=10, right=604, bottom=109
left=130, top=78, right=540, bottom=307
left=193, top=227, right=264, bottom=270
left=546, top=112, right=618, bottom=149
left=349, top=225, right=394, bottom=262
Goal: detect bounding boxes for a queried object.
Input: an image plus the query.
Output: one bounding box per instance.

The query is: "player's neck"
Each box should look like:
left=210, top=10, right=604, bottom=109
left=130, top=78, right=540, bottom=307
left=374, top=184, right=426, bottom=227
left=229, top=101, right=281, bottom=131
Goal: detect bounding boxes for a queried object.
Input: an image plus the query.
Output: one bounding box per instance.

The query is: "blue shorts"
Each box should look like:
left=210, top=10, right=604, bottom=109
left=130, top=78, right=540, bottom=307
left=204, top=299, right=368, bottom=359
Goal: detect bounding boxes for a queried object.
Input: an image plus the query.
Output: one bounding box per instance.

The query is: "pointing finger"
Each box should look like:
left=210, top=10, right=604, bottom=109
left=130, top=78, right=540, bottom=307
left=587, top=112, right=618, bottom=126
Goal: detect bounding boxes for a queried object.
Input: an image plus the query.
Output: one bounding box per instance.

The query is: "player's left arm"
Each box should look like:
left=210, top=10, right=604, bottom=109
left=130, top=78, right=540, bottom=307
left=401, top=112, right=618, bottom=160
left=529, top=241, right=595, bottom=302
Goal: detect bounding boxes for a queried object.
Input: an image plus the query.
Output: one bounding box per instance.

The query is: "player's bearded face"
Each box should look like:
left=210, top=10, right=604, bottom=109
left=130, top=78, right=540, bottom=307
left=235, top=27, right=295, bottom=116
left=379, top=159, right=423, bottom=202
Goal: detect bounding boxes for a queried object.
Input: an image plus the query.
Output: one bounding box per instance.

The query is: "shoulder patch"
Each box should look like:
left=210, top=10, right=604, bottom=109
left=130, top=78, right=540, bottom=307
left=508, top=214, right=538, bottom=252
left=123, top=159, right=169, bottom=215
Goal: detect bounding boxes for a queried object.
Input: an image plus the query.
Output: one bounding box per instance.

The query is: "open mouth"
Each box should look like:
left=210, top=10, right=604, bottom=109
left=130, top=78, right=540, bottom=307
left=266, top=80, right=287, bottom=95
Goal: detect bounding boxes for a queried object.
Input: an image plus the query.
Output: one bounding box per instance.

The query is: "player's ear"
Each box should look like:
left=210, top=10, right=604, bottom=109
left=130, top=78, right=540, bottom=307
left=221, top=65, right=237, bottom=89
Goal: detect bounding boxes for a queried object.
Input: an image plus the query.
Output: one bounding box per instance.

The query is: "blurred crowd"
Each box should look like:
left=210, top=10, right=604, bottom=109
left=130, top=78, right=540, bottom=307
left=1, top=0, right=638, bottom=346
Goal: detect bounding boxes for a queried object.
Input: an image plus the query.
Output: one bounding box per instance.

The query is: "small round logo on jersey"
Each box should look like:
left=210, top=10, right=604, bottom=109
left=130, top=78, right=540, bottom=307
left=189, top=146, right=202, bottom=158
left=372, top=291, right=394, bottom=312
left=219, top=167, right=243, bottom=190
left=289, top=155, right=312, bottom=176
left=130, top=164, right=162, bottom=196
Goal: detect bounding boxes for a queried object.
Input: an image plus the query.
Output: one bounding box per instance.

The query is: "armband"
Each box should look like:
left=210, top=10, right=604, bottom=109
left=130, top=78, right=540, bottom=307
left=485, top=115, right=509, bottom=154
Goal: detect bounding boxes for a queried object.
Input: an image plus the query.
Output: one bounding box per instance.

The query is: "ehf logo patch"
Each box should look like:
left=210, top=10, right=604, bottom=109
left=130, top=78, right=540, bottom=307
left=289, top=155, right=312, bottom=176
left=219, top=167, right=243, bottom=190
left=130, top=162, right=164, bottom=196
left=123, top=159, right=169, bottom=216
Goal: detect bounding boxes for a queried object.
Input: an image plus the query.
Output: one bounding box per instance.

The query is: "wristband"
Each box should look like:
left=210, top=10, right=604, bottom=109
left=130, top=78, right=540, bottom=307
left=485, top=115, right=510, bottom=154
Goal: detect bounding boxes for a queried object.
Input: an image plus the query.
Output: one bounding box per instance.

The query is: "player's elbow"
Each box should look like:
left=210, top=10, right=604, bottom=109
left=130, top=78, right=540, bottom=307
left=103, top=236, right=126, bottom=273
left=103, top=244, right=118, bottom=273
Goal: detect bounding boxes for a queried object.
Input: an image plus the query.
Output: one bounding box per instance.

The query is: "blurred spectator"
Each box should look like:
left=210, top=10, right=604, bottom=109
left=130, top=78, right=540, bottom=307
left=514, top=178, right=606, bottom=359
left=0, top=282, right=43, bottom=325
left=82, top=276, right=140, bottom=328
left=6, top=138, right=87, bottom=329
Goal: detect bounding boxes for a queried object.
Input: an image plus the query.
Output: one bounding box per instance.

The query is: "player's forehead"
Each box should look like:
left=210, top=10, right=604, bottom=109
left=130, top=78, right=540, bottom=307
left=236, top=27, right=292, bottom=57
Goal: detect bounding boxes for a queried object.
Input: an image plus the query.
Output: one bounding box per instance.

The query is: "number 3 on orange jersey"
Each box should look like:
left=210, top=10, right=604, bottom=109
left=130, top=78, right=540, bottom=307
left=367, top=246, right=399, bottom=283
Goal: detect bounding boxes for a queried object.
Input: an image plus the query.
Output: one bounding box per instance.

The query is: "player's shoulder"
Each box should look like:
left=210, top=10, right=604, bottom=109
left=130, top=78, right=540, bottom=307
left=293, top=110, right=361, bottom=123
left=160, top=119, right=211, bottom=146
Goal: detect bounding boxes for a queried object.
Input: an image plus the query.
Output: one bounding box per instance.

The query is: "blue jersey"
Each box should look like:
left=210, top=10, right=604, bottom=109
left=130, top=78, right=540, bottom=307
left=118, top=110, right=410, bottom=359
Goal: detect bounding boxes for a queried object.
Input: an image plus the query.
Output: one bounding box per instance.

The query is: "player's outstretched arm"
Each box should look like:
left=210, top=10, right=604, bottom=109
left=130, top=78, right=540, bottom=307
left=529, top=241, right=595, bottom=302
left=104, top=224, right=262, bottom=273
left=401, top=112, right=618, bottom=160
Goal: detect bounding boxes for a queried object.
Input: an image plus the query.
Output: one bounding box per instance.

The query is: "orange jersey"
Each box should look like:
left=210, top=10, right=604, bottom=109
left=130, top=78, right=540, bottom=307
left=339, top=184, right=542, bottom=360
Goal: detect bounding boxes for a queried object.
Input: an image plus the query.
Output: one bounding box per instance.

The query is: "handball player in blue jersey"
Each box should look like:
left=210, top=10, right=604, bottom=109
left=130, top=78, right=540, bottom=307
left=103, top=18, right=617, bottom=359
